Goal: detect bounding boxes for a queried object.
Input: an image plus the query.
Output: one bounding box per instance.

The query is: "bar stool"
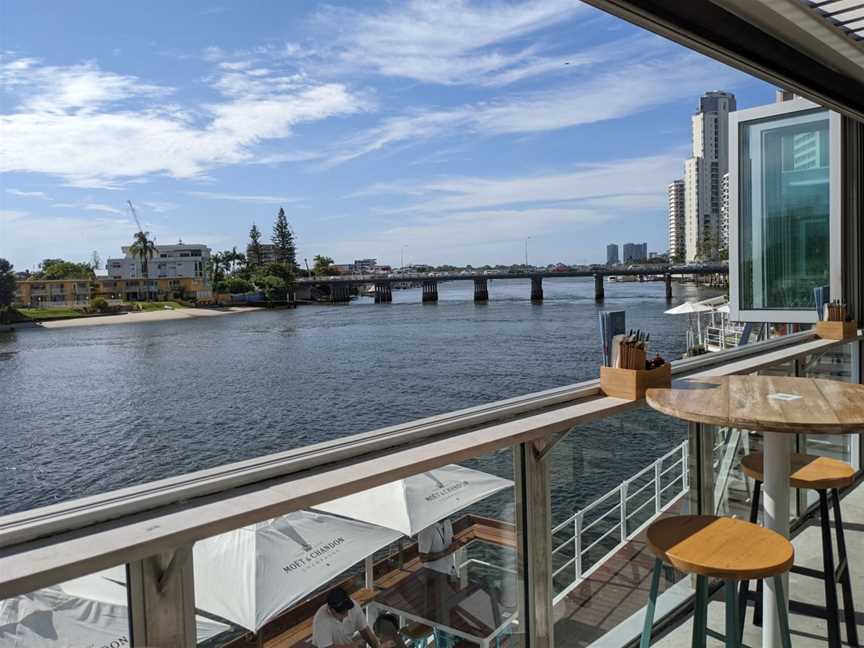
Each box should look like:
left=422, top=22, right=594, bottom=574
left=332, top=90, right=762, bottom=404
left=640, top=515, right=794, bottom=648
left=738, top=452, right=858, bottom=648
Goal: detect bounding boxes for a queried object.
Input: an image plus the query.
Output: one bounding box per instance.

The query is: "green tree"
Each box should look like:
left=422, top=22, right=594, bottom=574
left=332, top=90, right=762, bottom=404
left=272, top=207, right=297, bottom=270
left=221, top=277, right=254, bottom=294
left=207, top=252, right=226, bottom=286
left=128, top=231, right=158, bottom=301
left=248, top=223, right=264, bottom=267
left=91, top=250, right=101, bottom=271
left=313, top=255, right=339, bottom=276
left=256, top=275, right=288, bottom=301
left=0, top=258, right=16, bottom=324
left=36, top=259, right=95, bottom=279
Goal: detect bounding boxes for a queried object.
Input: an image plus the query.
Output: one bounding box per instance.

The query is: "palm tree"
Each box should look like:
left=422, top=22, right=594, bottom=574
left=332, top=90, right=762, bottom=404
left=129, top=231, right=158, bottom=301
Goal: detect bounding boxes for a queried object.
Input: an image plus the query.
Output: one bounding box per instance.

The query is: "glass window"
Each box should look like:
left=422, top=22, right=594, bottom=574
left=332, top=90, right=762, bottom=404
left=739, top=109, right=830, bottom=311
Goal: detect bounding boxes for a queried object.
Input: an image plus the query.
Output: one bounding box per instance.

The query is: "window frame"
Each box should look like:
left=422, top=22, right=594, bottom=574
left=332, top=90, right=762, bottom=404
left=729, top=98, right=842, bottom=323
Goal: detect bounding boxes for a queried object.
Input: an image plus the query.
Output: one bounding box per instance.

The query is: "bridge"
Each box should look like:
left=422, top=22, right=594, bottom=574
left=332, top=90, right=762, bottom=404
left=296, top=263, right=728, bottom=303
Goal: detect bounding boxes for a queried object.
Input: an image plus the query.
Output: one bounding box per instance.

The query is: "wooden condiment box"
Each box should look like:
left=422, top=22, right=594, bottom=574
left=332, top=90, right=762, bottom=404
left=815, top=320, right=857, bottom=341
left=600, top=363, right=671, bottom=400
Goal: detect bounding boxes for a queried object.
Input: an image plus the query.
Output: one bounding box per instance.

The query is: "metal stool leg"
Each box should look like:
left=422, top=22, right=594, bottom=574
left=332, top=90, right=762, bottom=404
left=772, top=575, right=793, bottom=648
left=692, top=575, right=709, bottom=648
left=819, top=490, right=843, bottom=648
left=832, top=488, right=859, bottom=647
left=640, top=558, right=663, bottom=648
left=739, top=480, right=761, bottom=639
left=725, top=580, right=741, bottom=648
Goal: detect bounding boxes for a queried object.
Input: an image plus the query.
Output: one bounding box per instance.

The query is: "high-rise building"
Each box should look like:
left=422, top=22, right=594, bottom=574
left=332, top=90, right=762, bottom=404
left=622, top=242, right=648, bottom=263
left=667, top=179, right=685, bottom=261
left=720, top=172, right=730, bottom=254
left=606, top=244, right=619, bottom=265
left=684, top=91, right=736, bottom=261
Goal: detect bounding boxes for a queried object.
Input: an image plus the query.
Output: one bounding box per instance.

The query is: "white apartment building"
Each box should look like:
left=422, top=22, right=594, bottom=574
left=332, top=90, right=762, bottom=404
left=720, top=172, right=730, bottom=254
left=106, top=243, right=210, bottom=281
left=667, top=179, right=685, bottom=261
left=684, top=91, right=736, bottom=261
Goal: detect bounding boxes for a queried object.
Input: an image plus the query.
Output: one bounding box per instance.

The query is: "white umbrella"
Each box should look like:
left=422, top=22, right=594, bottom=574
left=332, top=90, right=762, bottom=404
left=194, top=510, right=402, bottom=632
left=314, top=464, right=514, bottom=537
left=0, top=567, right=229, bottom=647
left=665, top=301, right=713, bottom=347
left=663, top=301, right=713, bottom=315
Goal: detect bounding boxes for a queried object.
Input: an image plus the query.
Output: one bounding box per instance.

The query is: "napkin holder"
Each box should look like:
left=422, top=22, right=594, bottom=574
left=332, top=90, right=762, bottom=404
left=600, top=363, right=671, bottom=400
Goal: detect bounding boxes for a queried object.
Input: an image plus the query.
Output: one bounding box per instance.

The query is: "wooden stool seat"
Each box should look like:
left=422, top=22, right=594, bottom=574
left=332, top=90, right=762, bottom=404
left=740, top=452, right=855, bottom=490
left=646, top=515, right=794, bottom=580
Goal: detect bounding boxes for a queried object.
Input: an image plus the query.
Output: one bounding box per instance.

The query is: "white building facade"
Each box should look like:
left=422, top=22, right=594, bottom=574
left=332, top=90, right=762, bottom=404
left=106, top=243, right=210, bottom=281
left=684, top=91, right=736, bottom=261
left=667, top=179, right=685, bottom=261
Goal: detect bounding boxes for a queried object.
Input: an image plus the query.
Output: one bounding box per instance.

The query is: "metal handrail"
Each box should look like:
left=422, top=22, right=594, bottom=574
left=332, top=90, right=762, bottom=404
left=552, top=440, right=690, bottom=605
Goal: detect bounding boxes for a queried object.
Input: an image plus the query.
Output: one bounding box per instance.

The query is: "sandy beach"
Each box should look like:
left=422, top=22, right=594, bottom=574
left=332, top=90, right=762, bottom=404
left=38, top=306, right=261, bottom=329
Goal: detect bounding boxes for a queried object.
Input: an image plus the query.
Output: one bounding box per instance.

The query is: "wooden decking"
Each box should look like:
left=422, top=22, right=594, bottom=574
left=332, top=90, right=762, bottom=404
left=553, top=501, right=685, bottom=648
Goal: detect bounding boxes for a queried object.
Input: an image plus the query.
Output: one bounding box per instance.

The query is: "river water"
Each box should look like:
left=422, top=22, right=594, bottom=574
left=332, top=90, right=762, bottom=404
left=0, top=278, right=719, bottom=522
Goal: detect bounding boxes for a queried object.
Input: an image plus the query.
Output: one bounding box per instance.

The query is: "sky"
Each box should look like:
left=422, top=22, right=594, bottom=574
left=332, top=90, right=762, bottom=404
left=0, top=0, right=776, bottom=271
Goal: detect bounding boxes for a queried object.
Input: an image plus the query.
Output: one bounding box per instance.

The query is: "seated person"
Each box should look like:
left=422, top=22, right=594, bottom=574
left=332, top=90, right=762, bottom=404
left=373, top=613, right=409, bottom=648
left=312, top=587, right=381, bottom=648
left=417, top=518, right=458, bottom=576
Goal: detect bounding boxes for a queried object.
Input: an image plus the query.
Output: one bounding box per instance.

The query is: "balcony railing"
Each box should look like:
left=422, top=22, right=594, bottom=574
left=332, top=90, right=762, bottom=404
left=0, top=329, right=859, bottom=648
left=551, top=441, right=688, bottom=603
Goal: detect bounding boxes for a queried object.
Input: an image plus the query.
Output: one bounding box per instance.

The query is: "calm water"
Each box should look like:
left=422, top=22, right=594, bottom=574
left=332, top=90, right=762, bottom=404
left=0, top=278, right=718, bottom=519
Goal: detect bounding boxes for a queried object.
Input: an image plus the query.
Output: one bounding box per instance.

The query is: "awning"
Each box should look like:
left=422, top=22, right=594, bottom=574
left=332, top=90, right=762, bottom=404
left=313, top=464, right=514, bottom=537
left=194, top=510, right=402, bottom=632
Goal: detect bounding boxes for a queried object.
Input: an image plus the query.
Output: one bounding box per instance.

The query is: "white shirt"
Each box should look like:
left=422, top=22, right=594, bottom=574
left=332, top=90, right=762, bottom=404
left=417, top=519, right=456, bottom=575
left=312, top=603, right=368, bottom=648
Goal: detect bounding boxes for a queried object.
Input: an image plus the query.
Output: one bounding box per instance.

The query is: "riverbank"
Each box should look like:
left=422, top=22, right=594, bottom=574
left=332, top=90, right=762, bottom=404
left=37, top=306, right=261, bottom=329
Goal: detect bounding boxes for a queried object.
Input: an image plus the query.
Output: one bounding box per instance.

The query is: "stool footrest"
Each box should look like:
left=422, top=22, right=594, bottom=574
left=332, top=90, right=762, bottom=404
left=790, top=565, right=825, bottom=580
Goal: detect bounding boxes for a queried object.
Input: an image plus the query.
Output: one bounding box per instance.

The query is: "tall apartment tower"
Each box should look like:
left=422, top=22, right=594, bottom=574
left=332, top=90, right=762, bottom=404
left=720, top=172, right=730, bottom=254
left=684, top=91, right=736, bottom=261
left=606, top=243, right=620, bottom=265
left=667, top=179, right=685, bottom=261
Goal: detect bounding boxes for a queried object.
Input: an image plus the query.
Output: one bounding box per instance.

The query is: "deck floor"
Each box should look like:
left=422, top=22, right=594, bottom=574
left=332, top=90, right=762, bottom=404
left=553, top=501, right=686, bottom=648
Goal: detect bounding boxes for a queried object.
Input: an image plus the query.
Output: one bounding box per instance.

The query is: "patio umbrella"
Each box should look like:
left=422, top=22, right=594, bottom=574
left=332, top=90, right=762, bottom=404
left=0, top=566, right=230, bottom=647
left=665, top=301, right=713, bottom=347
left=313, top=464, right=514, bottom=537
left=193, top=510, right=402, bottom=632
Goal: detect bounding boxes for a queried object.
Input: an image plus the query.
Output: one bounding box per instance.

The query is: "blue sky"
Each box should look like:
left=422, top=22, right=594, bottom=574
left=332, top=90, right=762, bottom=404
left=0, top=0, right=775, bottom=271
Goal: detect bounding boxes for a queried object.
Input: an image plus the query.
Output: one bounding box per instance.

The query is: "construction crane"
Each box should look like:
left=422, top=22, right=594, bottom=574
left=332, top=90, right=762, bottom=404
left=127, top=200, right=143, bottom=233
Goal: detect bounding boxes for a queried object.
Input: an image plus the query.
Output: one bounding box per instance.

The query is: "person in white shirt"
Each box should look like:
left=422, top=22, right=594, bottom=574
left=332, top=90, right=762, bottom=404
left=417, top=518, right=457, bottom=576
left=312, top=588, right=381, bottom=648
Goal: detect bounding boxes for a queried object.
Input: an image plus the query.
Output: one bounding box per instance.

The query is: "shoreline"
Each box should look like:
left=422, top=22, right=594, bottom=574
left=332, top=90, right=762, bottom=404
left=33, top=306, right=263, bottom=329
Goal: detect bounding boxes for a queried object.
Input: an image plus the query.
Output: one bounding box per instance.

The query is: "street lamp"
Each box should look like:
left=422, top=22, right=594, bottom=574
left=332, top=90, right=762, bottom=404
left=524, top=237, right=531, bottom=269
left=401, top=245, right=407, bottom=269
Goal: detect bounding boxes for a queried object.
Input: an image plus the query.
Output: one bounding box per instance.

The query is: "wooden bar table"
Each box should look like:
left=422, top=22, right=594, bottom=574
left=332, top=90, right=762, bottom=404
left=647, top=375, right=864, bottom=648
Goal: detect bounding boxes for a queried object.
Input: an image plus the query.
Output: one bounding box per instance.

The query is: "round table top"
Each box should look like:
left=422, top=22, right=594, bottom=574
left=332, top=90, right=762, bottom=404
left=646, top=375, right=864, bottom=434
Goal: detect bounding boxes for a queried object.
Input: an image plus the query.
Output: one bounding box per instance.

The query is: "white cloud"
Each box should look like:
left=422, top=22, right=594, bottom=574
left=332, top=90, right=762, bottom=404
left=307, top=0, right=585, bottom=85
left=0, top=57, right=367, bottom=186
left=141, top=200, right=178, bottom=213
left=188, top=191, right=298, bottom=204
left=6, top=188, right=50, bottom=199
left=1, top=57, right=167, bottom=112
left=52, top=202, right=125, bottom=214
left=326, top=53, right=736, bottom=165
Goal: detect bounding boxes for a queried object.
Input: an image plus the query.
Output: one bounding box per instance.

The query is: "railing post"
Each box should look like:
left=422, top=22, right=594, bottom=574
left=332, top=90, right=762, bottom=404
left=514, top=442, right=555, bottom=648
left=128, top=545, right=197, bottom=648
left=654, top=459, right=663, bottom=513
left=620, top=482, right=629, bottom=542
left=574, top=512, right=583, bottom=579
left=682, top=441, right=690, bottom=491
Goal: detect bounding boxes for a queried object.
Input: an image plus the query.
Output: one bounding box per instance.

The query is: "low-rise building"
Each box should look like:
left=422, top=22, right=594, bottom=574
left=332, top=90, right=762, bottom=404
left=14, top=279, right=94, bottom=308
left=102, top=242, right=211, bottom=300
